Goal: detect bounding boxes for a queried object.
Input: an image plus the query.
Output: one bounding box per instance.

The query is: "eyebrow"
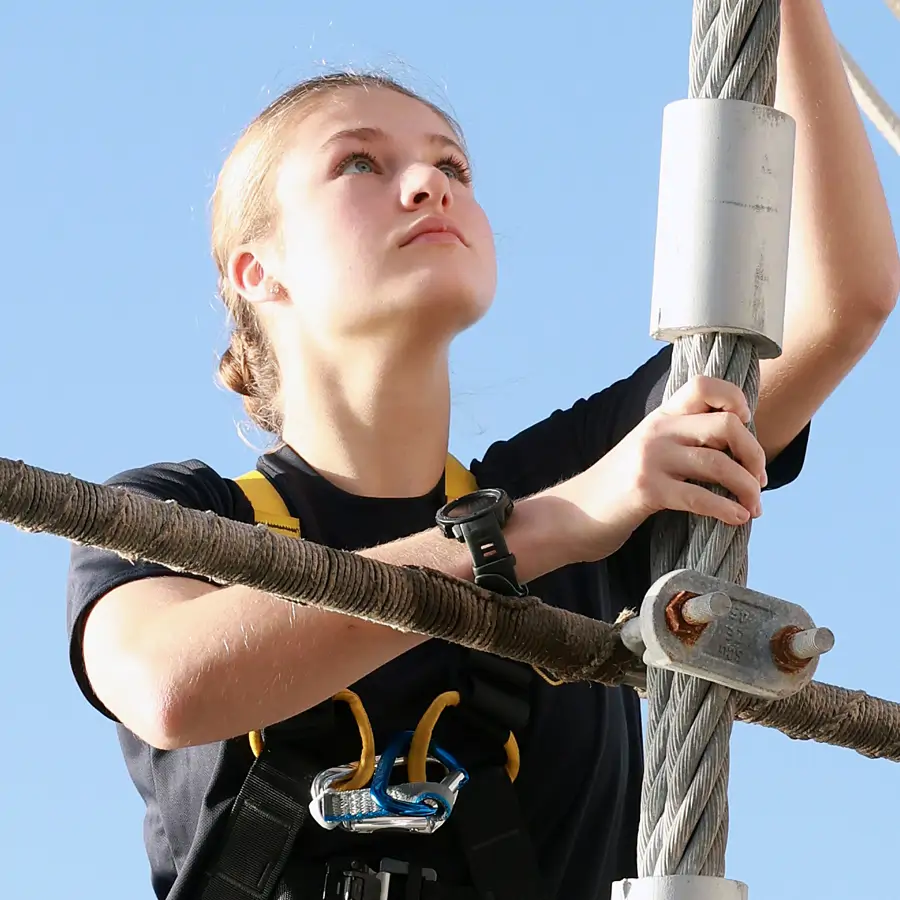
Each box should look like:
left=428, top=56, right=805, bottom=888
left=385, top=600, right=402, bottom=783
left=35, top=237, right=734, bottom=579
left=320, top=126, right=468, bottom=159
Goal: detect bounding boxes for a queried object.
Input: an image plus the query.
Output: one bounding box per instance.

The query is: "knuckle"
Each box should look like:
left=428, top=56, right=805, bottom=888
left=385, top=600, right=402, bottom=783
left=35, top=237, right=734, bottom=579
left=632, top=469, right=659, bottom=507
left=718, top=410, right=744, bottom=434
left=684, top=489, right=706, bottom=516
left=638, top=415, right=667, bottom=447
left=643, top=415, right=666, bottom=439
left=704, top=448, right=730, bottom=481
left=688, top=374, right=710, bottom=396
left=707, top=450, right=745, bottom=492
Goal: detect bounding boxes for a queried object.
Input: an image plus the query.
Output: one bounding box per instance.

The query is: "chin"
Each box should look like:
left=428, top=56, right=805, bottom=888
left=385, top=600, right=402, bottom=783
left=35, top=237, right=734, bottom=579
left=415, top=285, right=490, bottom=336
left=383, top=271, right=493, bottom=337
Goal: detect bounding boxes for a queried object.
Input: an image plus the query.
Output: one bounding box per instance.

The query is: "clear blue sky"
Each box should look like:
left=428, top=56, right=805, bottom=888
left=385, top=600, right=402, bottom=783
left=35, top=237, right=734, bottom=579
left=1, top=2, right=898, bottom=897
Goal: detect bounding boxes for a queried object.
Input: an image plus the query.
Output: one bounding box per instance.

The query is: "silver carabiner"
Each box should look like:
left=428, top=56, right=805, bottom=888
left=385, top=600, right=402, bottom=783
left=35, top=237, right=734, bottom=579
left=309, top=753, right=466, bottom=834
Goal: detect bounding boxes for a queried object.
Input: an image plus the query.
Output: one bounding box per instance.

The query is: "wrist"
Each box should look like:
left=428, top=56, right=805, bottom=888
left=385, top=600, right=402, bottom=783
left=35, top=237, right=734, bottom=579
left=544, top=469, right=647, bottom=565
left=501, top=486, right=593, bottom=581
left=437, top=488, right=527, bottom=595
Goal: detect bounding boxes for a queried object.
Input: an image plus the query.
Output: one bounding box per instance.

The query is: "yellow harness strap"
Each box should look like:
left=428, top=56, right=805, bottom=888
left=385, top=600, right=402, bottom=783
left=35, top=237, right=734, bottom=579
left=233, top=470, right=301, bottom=537
left=234, top=455, right=475, bottom=532
left=444, top=452, right=477, bottom=502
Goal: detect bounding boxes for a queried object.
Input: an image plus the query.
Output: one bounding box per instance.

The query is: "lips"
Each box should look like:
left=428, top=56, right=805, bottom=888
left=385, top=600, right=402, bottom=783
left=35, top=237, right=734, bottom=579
left=400, top=217, right=466, bottom=247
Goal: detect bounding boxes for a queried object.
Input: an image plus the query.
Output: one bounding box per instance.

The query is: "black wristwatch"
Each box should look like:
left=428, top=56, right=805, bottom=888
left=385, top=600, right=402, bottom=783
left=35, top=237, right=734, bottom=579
left=435, top=488, right=527, bottom=597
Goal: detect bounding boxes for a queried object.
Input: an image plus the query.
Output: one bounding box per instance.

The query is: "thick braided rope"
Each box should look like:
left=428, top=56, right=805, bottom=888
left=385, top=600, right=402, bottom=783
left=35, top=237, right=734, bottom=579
left=3, top=456, right=900, bottom=760
left=638, top=0, right=781, bottom=878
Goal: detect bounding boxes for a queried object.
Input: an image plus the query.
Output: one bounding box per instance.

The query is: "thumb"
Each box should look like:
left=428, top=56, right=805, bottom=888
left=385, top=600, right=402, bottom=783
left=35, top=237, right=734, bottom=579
left=661, top=375, right=752, bottom=423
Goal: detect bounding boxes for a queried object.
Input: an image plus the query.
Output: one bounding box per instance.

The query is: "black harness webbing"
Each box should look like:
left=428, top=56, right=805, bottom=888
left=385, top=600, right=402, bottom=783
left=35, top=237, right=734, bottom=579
left=194, top=651, right=545, bottom=899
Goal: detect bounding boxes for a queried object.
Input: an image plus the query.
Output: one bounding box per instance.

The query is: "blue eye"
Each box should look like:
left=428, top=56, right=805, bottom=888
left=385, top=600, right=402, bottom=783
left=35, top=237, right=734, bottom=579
left=345, top=157, right=374, bottom=174
left=436, top=155, right=473, bottom=185
left=338, top=151, right=379, bottom=175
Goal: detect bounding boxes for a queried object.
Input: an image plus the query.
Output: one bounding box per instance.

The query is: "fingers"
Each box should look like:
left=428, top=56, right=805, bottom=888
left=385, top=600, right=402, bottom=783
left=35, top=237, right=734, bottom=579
left=667, top=445, right=762, bottom=520
left=631, top=373, right=769, bottom=527
left=677, top=411, right=768, bottom=487
left=671, top=481, right=754, bottom=527
left=662, top=375, right=752, bottom=424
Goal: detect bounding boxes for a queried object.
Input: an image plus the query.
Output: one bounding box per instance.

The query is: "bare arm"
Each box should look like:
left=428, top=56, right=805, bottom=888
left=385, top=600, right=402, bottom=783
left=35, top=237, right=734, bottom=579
left=755, top=0, right=900, bottom=459
left=83, top=376, right=770, bottom=752
left=83, top=486, right=585, bottom=750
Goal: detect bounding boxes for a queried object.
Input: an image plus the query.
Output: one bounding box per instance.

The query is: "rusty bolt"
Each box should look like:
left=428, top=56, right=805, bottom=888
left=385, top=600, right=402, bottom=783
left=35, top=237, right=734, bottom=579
left=786, top=627, right=834, bottom=660
left=681, top=591, right=732, bottom=625
left=665, top=590, right=732, bottom=646
left=772, top=625, right=835, bottom=672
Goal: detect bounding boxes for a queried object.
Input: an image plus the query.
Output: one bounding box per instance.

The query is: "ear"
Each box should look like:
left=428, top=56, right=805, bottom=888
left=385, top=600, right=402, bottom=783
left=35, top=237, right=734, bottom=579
left=227, top=246, right=283, bottom=306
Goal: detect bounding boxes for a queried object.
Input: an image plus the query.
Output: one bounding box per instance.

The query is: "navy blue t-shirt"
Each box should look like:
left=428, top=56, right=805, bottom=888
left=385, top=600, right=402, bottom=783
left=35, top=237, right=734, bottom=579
left=65, top=346, right=809, bottom=899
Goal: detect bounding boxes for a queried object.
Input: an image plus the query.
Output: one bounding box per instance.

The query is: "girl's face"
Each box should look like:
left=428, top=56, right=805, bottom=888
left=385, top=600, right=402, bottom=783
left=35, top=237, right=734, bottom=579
left=256, top=86, right=497, bottom=353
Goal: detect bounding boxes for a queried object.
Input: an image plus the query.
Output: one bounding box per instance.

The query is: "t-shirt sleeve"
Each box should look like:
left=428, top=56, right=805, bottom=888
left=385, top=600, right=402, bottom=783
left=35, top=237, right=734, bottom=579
left=470, top=344, right=809, bottom=498
left=66, top=459, right=254, bottom=720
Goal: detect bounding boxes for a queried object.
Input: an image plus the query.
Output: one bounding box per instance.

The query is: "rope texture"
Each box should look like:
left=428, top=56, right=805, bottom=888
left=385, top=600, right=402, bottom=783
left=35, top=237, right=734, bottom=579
left=0, top=457, right=640, bottom=686
left=639, top=0, right=782, bottom=879
left=2, top=456, right=900, bottom=763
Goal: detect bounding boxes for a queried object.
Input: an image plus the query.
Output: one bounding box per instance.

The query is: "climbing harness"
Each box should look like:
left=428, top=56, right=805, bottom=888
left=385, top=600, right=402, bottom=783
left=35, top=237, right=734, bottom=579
left=181, top=456, right=544, bottom=900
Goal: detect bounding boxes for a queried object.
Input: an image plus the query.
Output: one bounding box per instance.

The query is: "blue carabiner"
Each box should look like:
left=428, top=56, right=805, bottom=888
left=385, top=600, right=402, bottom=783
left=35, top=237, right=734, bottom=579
left=368, top=730, right=468, bottom=818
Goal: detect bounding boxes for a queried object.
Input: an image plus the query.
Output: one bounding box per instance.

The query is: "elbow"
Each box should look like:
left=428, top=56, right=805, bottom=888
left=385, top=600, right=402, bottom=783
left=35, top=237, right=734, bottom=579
left=868, top=257, right=900, bottom=323
left=133, top=656, right=223, bottom=750
left=869, top=234, right=900, bottom=318
left=135, top=680, right=197, bottom=751
left=90, top=652, right=198, bottom=751
left=80, top=584, right=218, bottom=751
left=884, top=260, right=900, bottom=319
left=840, top=265, right=900, bottom=349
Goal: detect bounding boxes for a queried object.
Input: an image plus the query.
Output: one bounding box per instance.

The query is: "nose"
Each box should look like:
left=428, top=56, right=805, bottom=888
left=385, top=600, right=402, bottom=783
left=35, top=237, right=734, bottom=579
left=399, top=163, right=453, bottom=211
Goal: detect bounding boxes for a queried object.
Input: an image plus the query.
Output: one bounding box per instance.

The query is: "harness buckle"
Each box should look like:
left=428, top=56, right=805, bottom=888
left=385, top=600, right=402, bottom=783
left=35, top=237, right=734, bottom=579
left=324, top=858, right=437, bottom=900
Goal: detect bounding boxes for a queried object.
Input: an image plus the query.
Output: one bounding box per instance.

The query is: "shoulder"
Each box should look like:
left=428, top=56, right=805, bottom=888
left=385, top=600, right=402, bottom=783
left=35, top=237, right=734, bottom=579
left=66, top=457, right=257, bottom=720
left=102, top=458, right=254, bottom=519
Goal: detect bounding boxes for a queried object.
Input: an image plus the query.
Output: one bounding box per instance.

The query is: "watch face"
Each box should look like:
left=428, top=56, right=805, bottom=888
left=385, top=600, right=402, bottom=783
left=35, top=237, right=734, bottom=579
left=444, top=491, right=498, bottom=520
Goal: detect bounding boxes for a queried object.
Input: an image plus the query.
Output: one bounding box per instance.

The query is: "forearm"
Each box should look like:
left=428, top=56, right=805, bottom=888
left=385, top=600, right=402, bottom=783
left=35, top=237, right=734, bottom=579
left=776, top=0, right=899, bottom=320
left=756, top=0, right=900, bottom=456
left=359, top=487, right=587, bottom=584
left=143, top=487, right=583, bottom=748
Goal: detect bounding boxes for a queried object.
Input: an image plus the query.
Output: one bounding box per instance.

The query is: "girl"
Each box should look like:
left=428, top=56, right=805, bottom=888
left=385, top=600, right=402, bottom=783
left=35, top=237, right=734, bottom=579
left=66, top=4, right=898, bottom=898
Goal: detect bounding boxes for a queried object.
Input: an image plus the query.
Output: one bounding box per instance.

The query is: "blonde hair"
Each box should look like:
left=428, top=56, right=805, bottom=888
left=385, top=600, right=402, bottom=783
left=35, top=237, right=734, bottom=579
left=212, top=72, right=464, bottom=435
